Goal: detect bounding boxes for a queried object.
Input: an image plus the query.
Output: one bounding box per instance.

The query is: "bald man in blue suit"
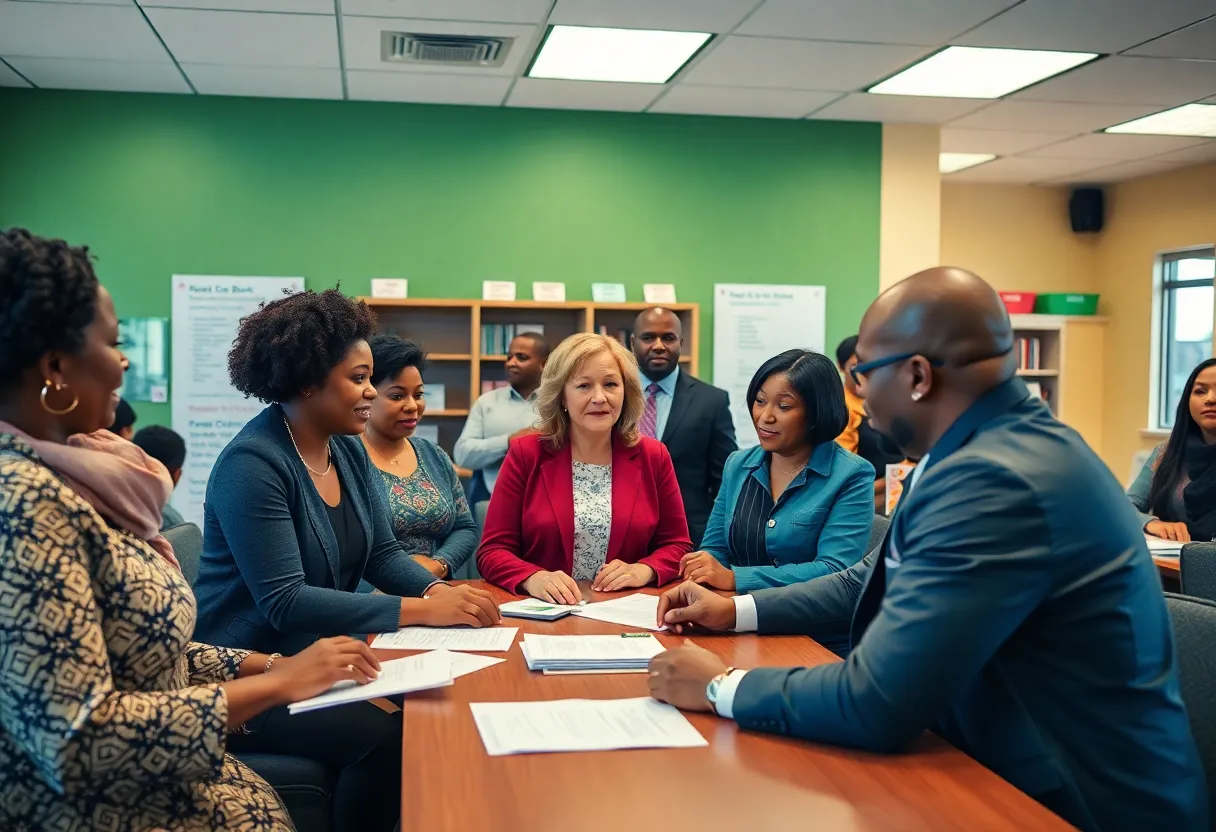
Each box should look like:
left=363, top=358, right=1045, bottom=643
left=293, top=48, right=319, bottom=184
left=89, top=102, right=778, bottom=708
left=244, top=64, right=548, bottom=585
left=649, top=268, right=1207, bottom=832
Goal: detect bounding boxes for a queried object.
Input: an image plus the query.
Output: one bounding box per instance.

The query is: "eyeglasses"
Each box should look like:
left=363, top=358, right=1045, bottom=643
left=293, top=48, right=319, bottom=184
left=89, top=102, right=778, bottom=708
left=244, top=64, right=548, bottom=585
left=850, top=352, right=944, bottom=385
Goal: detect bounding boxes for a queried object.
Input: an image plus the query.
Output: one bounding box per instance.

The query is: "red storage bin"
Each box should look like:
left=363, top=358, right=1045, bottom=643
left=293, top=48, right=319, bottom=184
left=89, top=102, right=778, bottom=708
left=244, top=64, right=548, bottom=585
left=999, top=292, right=1037, bottom=314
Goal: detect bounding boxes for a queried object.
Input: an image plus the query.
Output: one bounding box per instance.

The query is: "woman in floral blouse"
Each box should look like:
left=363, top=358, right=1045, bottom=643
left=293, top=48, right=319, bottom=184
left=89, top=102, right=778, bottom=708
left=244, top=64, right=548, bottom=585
left=361, top=335, right=478, bottom=579
left=0, top=228, right=379, bottom=831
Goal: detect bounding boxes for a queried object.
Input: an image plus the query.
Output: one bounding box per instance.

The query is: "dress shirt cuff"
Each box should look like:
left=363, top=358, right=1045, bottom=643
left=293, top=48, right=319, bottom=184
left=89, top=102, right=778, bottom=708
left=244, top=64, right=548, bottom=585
left=714, top=669, right=749, bottom=720
left=732, top=595, right=759, bottom=632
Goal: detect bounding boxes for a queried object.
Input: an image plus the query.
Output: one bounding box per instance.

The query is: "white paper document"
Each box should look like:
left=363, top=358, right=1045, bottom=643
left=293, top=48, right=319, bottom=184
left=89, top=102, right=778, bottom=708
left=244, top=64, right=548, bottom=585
left=521, top=633, right=665, bottom=671
left=450, top=652, right=507, bottom=678
left=370, top=626, right=518, bottom=652
left=573, top=593, right=666, bottom=631
left=1146, top=536, right=1183, bottom=557
left=289, top=649, right=453, bottom=714
left=520, top=643, right=647, bottom=675
left=470, top=697, right=708, bottom=756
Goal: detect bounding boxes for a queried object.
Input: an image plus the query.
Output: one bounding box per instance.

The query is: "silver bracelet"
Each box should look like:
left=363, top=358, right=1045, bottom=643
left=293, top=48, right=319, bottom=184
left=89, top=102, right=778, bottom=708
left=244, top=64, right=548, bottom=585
left=263, top=652, right=282, bottom=674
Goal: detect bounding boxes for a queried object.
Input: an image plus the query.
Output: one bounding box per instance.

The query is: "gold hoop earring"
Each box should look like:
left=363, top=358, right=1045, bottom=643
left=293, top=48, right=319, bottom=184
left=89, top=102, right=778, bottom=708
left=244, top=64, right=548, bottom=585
left=40, top=380, right=79, bottom=415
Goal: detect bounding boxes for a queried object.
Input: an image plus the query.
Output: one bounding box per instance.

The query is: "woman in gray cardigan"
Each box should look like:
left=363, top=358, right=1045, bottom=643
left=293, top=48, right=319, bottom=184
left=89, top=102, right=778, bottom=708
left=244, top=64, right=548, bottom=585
left=361, top=335, right=477, bottom=579
left=193, top=289, right=498, bottom=832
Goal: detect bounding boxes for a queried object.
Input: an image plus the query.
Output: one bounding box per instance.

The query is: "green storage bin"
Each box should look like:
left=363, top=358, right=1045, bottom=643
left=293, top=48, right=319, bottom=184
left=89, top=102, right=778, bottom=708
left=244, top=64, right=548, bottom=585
left=1034, top=293, right=1099, bottom=315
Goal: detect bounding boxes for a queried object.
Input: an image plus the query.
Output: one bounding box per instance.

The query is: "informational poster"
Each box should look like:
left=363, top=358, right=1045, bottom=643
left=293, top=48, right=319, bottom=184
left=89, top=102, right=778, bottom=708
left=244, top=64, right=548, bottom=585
left=171, top=275, right=304, bottom=526
left=712, top=284, right=826, bottom=448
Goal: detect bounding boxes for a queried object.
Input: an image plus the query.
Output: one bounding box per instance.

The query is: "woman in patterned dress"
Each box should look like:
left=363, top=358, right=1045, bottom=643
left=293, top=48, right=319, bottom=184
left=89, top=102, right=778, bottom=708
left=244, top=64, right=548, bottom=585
left=0, top=228, right=382, bottom=832
left=361, top=335, right=478, bottom=580
left=476, top=333, right=692, bottom=602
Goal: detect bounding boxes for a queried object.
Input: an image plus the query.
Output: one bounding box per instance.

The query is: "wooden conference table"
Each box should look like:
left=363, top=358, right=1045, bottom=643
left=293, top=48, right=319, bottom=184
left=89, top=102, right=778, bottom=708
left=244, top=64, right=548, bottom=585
left=373, top=581, right=1072, bottom=832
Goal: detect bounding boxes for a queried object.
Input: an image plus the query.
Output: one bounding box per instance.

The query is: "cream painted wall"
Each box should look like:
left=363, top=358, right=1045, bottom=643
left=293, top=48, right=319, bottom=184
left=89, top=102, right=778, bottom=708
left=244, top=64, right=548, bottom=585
left=1097, top=163, right=1216, bottom=483
left=940, top=183, right=1100, bottom=295
left=880, top=124, right=941, bottom=291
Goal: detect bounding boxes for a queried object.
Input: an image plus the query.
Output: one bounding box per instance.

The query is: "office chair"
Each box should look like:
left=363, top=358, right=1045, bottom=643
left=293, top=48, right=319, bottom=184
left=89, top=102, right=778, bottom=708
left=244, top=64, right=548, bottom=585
left=163, top=523, right=203, bottom=586
left=1181, top=543, right=1216, bottom=603
left=1164, top=592, right=1216, bottom=819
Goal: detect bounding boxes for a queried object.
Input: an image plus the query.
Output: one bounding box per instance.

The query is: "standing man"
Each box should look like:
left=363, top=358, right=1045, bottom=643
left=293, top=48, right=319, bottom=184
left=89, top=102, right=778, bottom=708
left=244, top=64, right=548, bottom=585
left=834, top=335, right=864, bottom=453
left=631, top=307, right=735, bottom=547
left=455, top=332, right=548, bottom=504
left=648, top=268, right=1206, bottom=832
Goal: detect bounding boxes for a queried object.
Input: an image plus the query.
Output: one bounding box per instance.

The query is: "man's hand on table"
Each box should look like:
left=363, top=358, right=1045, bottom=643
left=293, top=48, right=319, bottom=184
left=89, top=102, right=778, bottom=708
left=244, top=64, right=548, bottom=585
left=655, top=580, right=737, bottom=633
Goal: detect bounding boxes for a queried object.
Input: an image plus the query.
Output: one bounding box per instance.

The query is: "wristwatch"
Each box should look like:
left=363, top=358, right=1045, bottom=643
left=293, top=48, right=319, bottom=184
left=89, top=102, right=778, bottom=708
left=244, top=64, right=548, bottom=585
left=706, top=667, right=736, bottom=711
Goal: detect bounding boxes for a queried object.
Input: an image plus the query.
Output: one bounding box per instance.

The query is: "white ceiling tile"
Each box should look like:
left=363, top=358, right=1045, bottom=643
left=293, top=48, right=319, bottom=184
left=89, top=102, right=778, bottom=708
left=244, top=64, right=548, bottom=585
left=342, top=0, right=550, bottom=24
left=1023, top=132, right=1211, bottom=160
left=0, top=1, right=170, bottom=61
left=550, top=0, right=757, bottom=32
left=342, top=16, right=537, bottom=74
left=15, top=0, right=131, bottom=5
left=182, top=63, right=342, bottom=99
left=346, top=70, right=511, bottom=104
left=140, top=1, right=334, bottom=12
left=145, top=8, right=339, bottom=67
left=1015, top=56, right=1216, bottom=107
left=7, top=57, right=190, bottom=93
left=948, top=100, right=1166, bottom=133
left=956, top=0, right=1216, bottom=53
left=944, top=155, right=1104, bottom=184
left=1146, top=141, right=1216, bottom=164
left=940, top=127, right=1076, bottom=155
left=650, top=84, right=840, bottom=118
left=738, top=0, right=1018, bottom=46
left=1047, top=158, right=1186, bottom=185
left=1128, top=17, right=1216, bottom=60
left=808, top=92, right=990, bottom=124
left=680, top=36, right=925, bottom=91
left=507, top=78, right=664, bottom=112
left=0, top=60, right=30, bottom=86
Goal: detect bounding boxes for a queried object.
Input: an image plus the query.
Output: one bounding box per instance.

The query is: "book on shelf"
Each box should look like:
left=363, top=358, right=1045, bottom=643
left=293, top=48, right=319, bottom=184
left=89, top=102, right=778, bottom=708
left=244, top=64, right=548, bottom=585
left=425, top=383, right=446, bottom=411
left=480, top=323, right=546, bottom=355
left=596, top=325, right=632, bottom=347
left=1015, top=337, right=1042, bottom=370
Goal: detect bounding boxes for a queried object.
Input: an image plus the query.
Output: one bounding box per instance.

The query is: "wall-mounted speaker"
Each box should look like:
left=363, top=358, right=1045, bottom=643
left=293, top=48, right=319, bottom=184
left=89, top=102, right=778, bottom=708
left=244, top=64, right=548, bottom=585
left=1069, top=187, right=1104, bottom=233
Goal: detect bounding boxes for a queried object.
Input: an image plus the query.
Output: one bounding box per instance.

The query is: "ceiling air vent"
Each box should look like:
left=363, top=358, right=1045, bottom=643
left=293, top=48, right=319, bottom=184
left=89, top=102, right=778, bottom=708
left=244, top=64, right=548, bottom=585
left=381, top=32, right=512, bottom=68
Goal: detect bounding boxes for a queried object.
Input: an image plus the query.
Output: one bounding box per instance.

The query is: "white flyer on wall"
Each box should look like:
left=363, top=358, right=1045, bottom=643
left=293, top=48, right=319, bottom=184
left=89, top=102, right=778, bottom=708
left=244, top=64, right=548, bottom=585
left=713, top=284, right=826, bottom=449
left=171, top=275, right=305, bottom=526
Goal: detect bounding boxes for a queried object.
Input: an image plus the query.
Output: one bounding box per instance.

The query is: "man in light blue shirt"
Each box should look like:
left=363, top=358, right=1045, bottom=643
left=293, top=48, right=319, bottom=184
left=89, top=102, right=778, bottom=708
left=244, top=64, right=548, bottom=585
left=454, top=333, right=547, bottom=497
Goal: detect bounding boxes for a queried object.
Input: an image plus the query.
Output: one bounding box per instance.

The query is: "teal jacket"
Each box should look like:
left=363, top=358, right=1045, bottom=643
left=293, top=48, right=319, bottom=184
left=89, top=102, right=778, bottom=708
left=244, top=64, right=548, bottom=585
left=701, top=441, right=874, bottom=592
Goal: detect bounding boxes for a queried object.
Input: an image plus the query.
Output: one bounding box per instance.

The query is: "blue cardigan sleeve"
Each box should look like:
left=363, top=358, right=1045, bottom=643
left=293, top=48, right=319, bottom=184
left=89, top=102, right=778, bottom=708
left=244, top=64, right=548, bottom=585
left=420, top=440, right=477, bottom=572
left=1127, top=444, right=1163, bottom=529
left=732, top=458, right=875, bottom=592
left=208, top=448, right=405, bottom=637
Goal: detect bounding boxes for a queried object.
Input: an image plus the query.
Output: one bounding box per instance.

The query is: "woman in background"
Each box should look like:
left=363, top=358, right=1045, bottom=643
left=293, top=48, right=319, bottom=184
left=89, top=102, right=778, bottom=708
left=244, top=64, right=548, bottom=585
left=680, top=349, right=874, bottom=592
left=1129, top=357, right=1216, bottom=543
left=477, top=333, right=692, bottom=603
left=363, top=334, right=477, bottom=579
left=0, top=228, right=379, bottom=831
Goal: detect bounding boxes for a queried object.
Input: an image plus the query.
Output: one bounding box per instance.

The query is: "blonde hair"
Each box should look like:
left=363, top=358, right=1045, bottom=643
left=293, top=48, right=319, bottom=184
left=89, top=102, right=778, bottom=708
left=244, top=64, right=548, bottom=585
left=536, top=333, right=644, bottom=448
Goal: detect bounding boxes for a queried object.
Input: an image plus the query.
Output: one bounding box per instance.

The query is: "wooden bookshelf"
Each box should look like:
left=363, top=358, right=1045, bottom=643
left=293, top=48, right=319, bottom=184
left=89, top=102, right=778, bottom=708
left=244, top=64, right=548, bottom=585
left=363, top=298, right=700, bottom=455
left=1010, top=313, right=1107, bottom=451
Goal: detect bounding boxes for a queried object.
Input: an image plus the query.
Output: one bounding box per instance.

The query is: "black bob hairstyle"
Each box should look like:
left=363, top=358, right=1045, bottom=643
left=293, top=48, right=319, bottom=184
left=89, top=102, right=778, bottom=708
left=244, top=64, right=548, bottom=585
left=369, top=334, right=428, bottom=386
left=228, top=287, right=375, bottom=404
left=1149, top=357, right=1216, bottom=518
left=835, top=335, right=859, bottom=369
left=745, top=349, right=849, bottom=447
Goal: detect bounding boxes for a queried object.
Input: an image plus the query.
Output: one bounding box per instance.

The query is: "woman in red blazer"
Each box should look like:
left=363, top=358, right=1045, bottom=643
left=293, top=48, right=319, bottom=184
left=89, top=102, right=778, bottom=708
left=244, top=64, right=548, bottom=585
left=477, top=333, right=692, bottom=602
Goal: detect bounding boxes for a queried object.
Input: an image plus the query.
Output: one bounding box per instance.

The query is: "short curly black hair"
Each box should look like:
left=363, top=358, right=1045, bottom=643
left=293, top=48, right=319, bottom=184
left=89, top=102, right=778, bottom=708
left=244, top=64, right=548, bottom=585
left=0, top=228, right=100, bottom=387
left=369, top=334, right=427, bottom=386
left=228, top=287, right=376, bottom=404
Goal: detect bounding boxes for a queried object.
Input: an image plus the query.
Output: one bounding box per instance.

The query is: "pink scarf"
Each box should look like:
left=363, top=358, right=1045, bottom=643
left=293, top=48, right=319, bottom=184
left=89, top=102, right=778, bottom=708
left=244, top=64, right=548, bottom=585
left=0, top=422, right=180, bottom=569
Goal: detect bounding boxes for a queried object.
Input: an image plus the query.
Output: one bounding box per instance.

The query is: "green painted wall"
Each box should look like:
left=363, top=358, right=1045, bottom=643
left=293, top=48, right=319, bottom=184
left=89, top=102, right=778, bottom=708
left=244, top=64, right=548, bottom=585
left=0, top=88, right=881, bottom=428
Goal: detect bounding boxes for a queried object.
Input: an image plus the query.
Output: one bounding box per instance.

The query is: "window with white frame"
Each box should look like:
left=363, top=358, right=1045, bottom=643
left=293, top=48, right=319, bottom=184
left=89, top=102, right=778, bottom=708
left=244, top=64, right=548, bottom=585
left=1157, top=248, right=1216, bottom=429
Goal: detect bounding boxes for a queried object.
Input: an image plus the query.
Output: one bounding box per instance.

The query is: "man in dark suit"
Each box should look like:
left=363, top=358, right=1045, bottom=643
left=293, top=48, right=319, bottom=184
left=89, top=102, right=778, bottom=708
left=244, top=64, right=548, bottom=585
left=647, top=268, right=1207, bottom=832
left=632, top=307, right=736, bottom=546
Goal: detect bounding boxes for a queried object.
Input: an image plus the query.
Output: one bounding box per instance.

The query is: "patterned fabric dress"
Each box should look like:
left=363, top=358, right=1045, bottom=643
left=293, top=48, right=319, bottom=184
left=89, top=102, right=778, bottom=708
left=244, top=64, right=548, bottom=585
left=376, top=451, right=464, bottom=557
left=0, top=434, right=292, bottom=832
